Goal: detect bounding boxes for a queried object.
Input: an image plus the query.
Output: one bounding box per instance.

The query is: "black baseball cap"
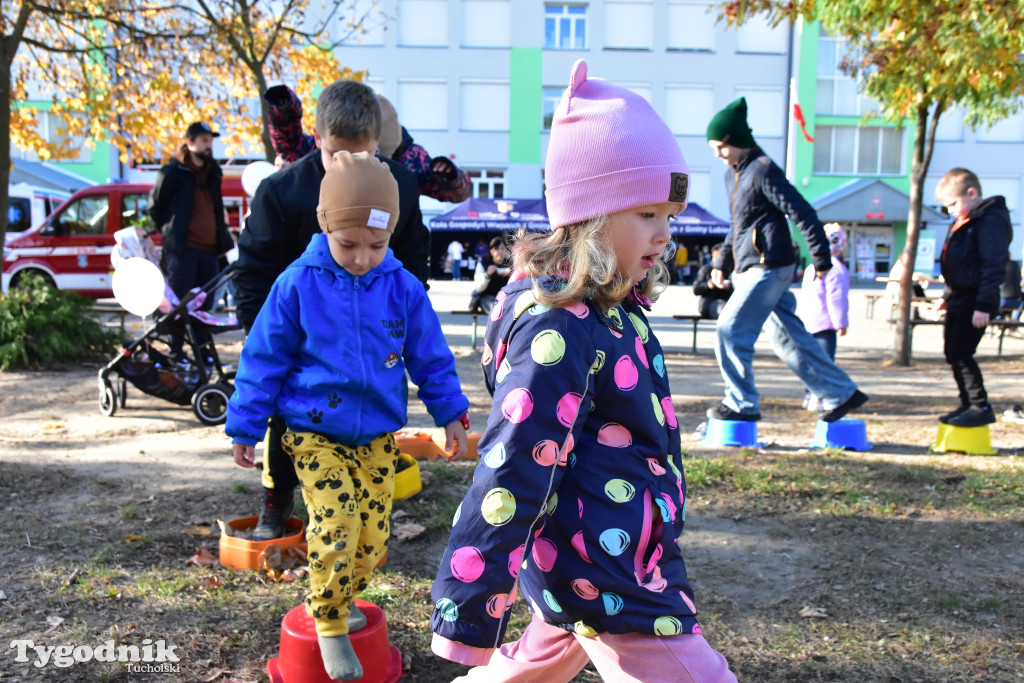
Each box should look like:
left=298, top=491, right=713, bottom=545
left=186, top=122, right=220, bottom=140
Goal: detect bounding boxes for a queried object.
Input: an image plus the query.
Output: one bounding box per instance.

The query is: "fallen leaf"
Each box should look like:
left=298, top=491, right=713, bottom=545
left=46, top=615, right=65, bottom=628
left=799, top=605, right=828, bottom=618
left=187, top=548, right=219, bottom=568
left=391, top=509, right=410, bottom=521
left=184, top=523, right=213, bottom=537
left=200, top=575, right=225, bottom=590
left=198, top=671, right=226, bottom=683
left=123, top=534, right=144, bottom=542
left=392, top=523, right=426, bottom=541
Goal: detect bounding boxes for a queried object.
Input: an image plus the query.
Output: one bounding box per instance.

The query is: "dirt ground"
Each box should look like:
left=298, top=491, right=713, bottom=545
left=1, top=290, right=1023, bottom=681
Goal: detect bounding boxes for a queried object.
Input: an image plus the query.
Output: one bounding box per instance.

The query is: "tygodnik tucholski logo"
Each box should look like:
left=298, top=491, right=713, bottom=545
left=9, top=638, right=181, bottom=672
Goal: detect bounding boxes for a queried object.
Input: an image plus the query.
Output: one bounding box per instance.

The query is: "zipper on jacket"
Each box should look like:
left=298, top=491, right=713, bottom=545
left=352, top=276, right=364, bottom=436
left=730, top=168, right=740, bottom=267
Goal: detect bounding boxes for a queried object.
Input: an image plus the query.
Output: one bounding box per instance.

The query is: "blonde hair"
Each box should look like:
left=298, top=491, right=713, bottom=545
left=512, top=217, right=669, bottom=311
left=936, top=167, right=982, bottom=200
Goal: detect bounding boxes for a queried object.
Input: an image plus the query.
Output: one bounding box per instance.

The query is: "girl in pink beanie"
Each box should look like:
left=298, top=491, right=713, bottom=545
left=430, top=59, right=736, bottom=683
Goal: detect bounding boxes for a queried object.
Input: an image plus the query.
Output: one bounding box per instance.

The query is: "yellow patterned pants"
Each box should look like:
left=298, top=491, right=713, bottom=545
left=281, top=430, right=398, bottom=637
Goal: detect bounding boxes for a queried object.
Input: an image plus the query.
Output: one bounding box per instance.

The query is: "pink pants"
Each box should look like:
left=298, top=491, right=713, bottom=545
left=453, top=614, right=736, bottom=683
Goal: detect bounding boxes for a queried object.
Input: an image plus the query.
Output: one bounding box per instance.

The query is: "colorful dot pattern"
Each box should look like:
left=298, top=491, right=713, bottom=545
left=431, top=278, right=700, bottom=650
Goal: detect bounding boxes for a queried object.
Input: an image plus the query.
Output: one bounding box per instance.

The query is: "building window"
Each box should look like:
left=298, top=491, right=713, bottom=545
left=605, top=0, right=653, bottom=50
left=667, top=1, right=715, bottom=51
left=664, top=85, right=714, bottom=136
left=545, top=4, right=587, bottom=50
left=343, top=0, right=386, bottom=45
left=12, top=111, right=91, bottom=163
left=462, top=0, right=511, bottom=47
left=469, top=169, right=505, bottom=198
left=813, top=126, right=903, bottom=175
left=816, top=29, right=879, bottom=116
left=398, top=0, right=449, bottom=47
left=734, top=13, right=787, bottom=53
left=461, top=81, right=510, bottom=131
left=542, top=87, right=565, bottom=130
left=397, top=79, right=448, bottom=130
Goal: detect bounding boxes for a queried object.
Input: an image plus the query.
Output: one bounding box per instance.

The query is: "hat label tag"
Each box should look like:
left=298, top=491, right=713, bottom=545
left=367, top=209, right=390, bottom=230
left=669, top=173, right=689, bottom=203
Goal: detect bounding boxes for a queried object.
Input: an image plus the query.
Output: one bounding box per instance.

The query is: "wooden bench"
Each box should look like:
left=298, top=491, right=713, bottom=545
left=889, top=316, right=1024, bottom=359
left=89, top=302, right=131, bottom=335
left=672, top=314, right=711, bottom=353
left=451, top=310, right=482, bottom=349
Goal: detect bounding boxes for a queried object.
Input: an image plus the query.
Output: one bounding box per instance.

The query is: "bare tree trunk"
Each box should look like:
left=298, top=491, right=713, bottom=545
left=0, top=50, right=13, bottom=249
left=893, top=102, right=943, bottom=365
left=254, top=70, right=274, bottom=162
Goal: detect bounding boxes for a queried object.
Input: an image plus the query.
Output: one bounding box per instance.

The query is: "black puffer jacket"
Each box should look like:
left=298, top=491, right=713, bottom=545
left=148, top=145, right=233, bottom=257
left=715, top=147, right=831, bottom=275
left=940, top=196, right=1012, bottom=315
left=233, top=148, right=431, bottom=328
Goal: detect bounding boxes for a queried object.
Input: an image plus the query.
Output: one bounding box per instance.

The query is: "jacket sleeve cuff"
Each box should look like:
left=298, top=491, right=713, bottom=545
left=431, top=633, right=495, bottom=666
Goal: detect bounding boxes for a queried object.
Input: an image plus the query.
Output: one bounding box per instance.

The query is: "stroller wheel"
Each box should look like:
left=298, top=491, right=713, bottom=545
left=99, top=380, right=117, bottom=417
left=192, top=382, right=234, bottom=426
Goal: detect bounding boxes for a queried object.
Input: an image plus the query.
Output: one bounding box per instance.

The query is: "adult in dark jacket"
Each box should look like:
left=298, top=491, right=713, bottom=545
left=149, top=121, right=234, bottom=357
left=705, top=97, right=866, bottom=423
left=934, top=168, right=1012, bottom=426
left=692, top=243, right=732, bottom=319
left=149, top=121, right=235, bottom=296
left=233, top=79, right=431, bottom=540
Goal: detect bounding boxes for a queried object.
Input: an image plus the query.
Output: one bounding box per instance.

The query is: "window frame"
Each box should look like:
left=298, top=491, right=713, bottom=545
left=544, top=4, right=588, bottom=50
left=813, top=125, right=904, bottom=176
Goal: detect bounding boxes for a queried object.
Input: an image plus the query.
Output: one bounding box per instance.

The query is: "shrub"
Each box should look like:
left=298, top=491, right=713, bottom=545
left=0, top=274, right=116, bottom=370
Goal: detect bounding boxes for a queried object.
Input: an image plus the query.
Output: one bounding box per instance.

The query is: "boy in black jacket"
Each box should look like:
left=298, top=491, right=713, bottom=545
left=934, top=167, right=1012, bottom=427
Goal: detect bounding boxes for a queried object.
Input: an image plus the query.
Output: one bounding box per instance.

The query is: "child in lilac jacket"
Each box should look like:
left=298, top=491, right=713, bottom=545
left=799, top=224, right=850, bottom=408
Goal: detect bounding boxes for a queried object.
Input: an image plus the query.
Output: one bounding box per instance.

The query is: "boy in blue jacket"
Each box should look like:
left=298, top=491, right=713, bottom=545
left=226, top=151, right=469, bottom=682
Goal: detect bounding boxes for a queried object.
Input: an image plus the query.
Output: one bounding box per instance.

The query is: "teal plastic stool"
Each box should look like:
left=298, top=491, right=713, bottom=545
left=703, top=418, right=759, bottom=448
left=811, top=418, right=872, bottom=451
left=931, top=423, right=996, bottom=455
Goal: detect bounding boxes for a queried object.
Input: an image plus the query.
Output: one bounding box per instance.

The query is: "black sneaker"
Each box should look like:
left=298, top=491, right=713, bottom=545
left=939, top=405, right=970, bottom=424
left=706, top=403, right=760, bottom=422
left=253, top=487, right=295, bottom=542
left=945, top=405, right=996, bottom=428
left=818, top=390, right=869, bottom=423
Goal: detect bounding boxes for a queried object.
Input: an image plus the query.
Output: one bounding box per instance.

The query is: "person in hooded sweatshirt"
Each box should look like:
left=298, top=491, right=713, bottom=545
left=225, top=151, right=470, bottom=681
left=933, top=167, right=1012, bottom=427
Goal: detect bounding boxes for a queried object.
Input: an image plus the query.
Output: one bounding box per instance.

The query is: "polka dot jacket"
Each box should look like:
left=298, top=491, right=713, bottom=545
left=431, top=276, right=700, bottom=650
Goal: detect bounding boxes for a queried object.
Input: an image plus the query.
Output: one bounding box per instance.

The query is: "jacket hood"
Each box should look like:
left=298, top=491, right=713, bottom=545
left=294, top=232, right=403, bottom=285
left=971, top=195, right=1011, bottom=227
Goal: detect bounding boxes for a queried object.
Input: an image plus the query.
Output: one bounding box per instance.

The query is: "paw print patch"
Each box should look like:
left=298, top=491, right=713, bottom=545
left=327, top=392, right=341, bottom=409
left=308, top=408, right=324, bottom=424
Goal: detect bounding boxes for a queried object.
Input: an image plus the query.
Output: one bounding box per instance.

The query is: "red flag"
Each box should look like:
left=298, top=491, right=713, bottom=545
left=793, top=102, right=814, bottom=142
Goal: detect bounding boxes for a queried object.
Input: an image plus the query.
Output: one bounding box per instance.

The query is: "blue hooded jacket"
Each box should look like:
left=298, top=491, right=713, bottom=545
left=226, top=233, right=468, bottom=447
left=431, top=277, right=699, bottom=649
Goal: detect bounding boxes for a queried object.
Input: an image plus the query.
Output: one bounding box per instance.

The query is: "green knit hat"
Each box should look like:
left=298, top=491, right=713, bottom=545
left=706, top=97, right=756, bottom=148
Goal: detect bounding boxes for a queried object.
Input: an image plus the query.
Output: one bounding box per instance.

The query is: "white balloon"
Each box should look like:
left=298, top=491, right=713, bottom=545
left=242, top=161, right=277, bottom=198
left=112, top=258, right=166, bottom=317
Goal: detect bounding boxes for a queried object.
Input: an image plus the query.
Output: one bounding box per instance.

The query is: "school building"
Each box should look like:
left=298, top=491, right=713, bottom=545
left=23, top=1, right=1024, bottom=272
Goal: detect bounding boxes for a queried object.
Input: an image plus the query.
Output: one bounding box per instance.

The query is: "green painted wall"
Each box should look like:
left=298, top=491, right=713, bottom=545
left=15, top=100, right=114, bottom=183
left=791, top=20, right=921, bottom=263
left=508, top=48, right=543, bottom=165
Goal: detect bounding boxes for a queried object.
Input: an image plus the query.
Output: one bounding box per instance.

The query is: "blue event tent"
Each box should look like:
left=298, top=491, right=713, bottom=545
left=428, top=198, right=730, bottom=237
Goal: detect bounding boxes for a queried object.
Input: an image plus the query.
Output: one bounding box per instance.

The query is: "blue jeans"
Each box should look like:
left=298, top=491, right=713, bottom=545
left=714, top=265, right=858, bottom=415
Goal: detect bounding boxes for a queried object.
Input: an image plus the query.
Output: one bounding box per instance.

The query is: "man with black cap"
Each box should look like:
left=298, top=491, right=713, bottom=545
left=705, top=97, right=867, bottom=424
left=148, top=121, right=234, bottom=341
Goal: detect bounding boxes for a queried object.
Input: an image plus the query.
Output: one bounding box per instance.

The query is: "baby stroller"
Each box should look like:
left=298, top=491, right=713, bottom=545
left=97, top=266, right=242, bottom=425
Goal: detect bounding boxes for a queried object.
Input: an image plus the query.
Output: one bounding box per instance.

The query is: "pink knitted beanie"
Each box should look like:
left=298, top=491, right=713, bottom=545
left=545, top=59, right=690, bottom=230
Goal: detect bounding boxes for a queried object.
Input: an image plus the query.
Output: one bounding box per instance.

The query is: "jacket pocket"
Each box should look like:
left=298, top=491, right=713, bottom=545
left=632, top=487, right=668, bottom=592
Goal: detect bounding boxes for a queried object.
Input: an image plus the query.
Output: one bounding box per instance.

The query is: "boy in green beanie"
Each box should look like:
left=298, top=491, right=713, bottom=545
left=704, top=97, right=867, bottom=423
